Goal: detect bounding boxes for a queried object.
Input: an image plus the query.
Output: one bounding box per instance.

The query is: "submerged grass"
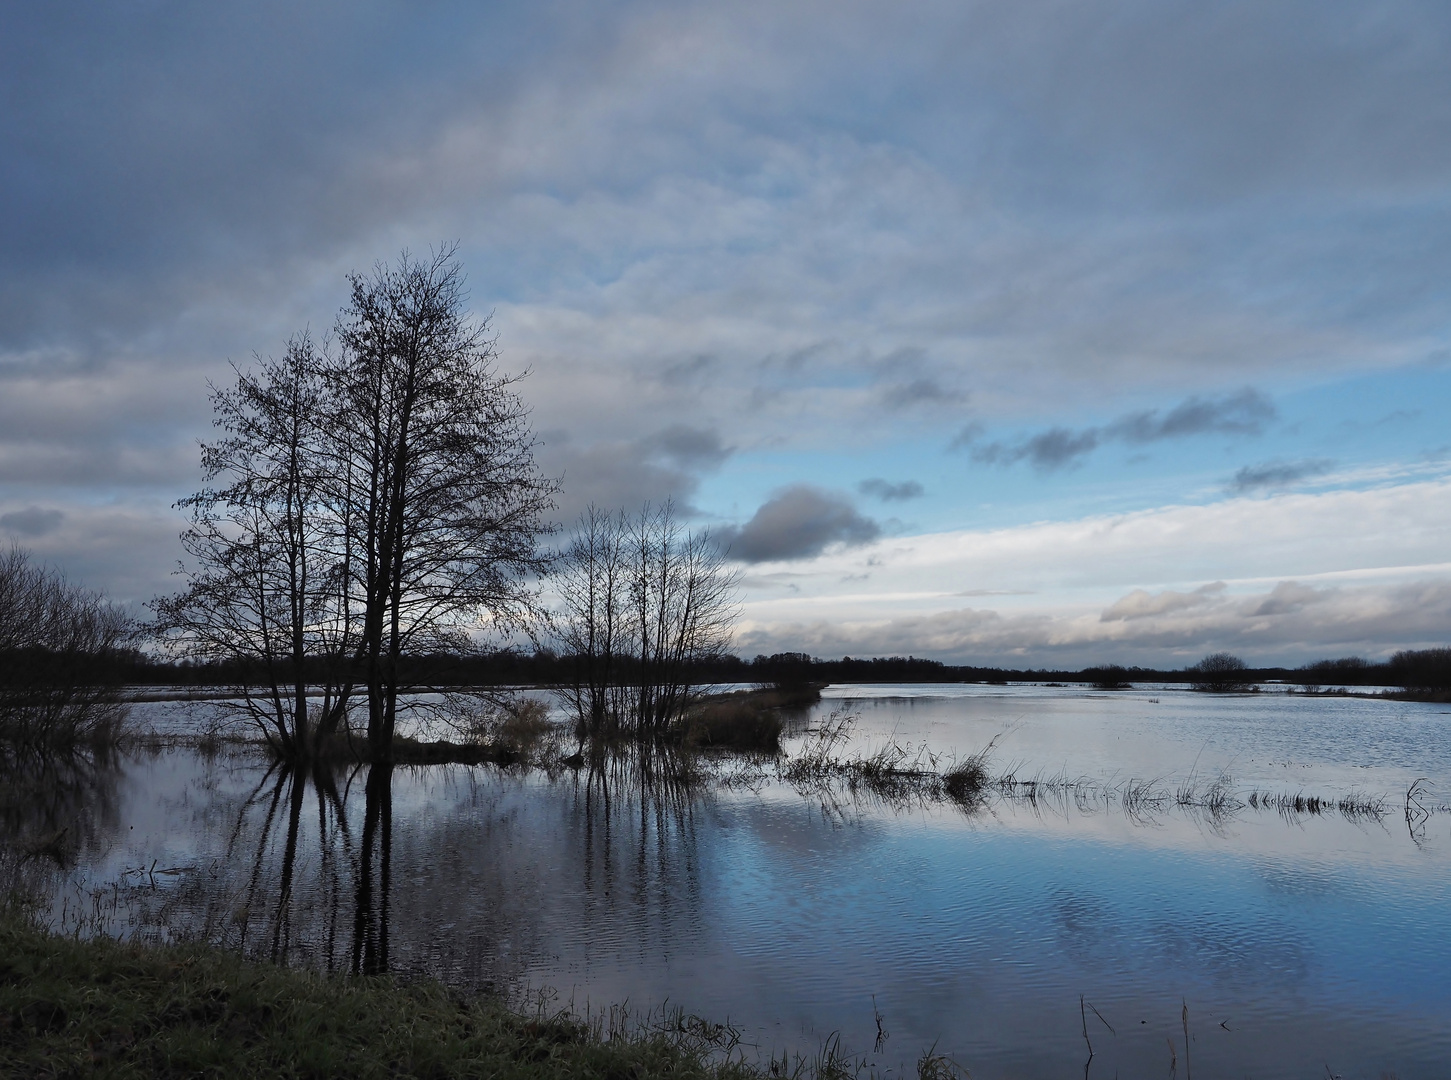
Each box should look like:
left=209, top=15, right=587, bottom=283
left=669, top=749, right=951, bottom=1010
left=1243, top=788, right=1389, bottom=821
left=779, top=714, right=957, bottom=808
left=773, top=713, right=1406, bottom=828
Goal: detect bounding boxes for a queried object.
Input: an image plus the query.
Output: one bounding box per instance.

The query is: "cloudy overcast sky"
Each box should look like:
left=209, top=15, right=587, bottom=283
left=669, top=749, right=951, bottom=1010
left=3, top=1, right=1449, bottom=666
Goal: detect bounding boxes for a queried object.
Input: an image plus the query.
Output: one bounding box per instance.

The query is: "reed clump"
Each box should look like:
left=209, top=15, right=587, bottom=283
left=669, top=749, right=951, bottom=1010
left=681, top=695, right=785, bottom=752
left=1175, top=769, right=1242, bottom=816
left=942, top=737, right=999, bottom=805
left=780, top=714, right=948, bottom=806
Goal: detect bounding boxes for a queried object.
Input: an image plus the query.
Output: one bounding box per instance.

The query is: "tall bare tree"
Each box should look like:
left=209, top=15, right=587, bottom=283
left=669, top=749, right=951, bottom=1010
left=555, top=506, right=630, bottom=740
left=157, top=247, right=556, bottom=761
left=330, top=246, right=557, bottom=758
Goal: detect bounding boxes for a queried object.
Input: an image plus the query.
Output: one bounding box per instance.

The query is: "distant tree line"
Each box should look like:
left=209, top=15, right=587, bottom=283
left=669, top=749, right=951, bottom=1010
left=92, top=645, right=1451, bottom=694
left=9, top=591, right=1451, bottom=741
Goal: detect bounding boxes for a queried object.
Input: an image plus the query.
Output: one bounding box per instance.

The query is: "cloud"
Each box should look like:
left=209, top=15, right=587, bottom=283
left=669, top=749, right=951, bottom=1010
left=644, top=425, right=732, bottom=470
left=737, top=577, right=1451, bottom=668
left=963, top=426, right=1102, bottom=469
left=1250, top=580, right=1325, bottom=617
left=733, top=477, right=1451, bottom=664
left=947, top=423, right=984, bottom=453
left=1231, top=458, right=1334, bottom=492
left=0, top=506, right=64, bottom=538
left=1108, top=389, right=1276, bottom=441
left=877, top=378, right=968, bottom=410
left=1021, top=427, right=1102, bottom=469
left=958, top=390, right=1277, bottom=470
left=1100, top=582, right=1226, bottom=622
left=857, top=478, right=924, bottom=502
left=0, top=503, right=184, bottom=605
left=720, top=486, right=880, bottom=563
left=3, top=0, right=1451, bottom=617
left=542, top=424, right=731, bottom=523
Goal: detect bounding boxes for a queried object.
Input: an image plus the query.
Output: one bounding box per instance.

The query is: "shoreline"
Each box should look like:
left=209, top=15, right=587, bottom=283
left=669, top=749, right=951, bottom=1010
left=0, top=904, right=787, bottom=1080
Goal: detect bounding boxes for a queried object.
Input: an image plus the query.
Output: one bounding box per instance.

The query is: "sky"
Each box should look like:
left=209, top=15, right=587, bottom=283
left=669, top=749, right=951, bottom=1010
left=2, top=0, right=1450, bottom=667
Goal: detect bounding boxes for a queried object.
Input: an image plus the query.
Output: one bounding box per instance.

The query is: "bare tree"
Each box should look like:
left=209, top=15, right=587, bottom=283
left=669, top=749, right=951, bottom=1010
left=555, top=506, right=630, bottom=740
left=0, top=546, right=131, bottom=751
left=556, top=502, right=738, bottom=742
left=330, top=246, right=558, bottom=758
left=156, top=247, right=557, bottom=761
left=153, top=333, right=353, bottom=759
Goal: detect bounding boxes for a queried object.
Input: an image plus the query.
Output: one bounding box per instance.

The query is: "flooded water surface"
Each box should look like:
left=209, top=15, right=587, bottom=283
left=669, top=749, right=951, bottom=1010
left=8, top=684, right=1451, bottom=1079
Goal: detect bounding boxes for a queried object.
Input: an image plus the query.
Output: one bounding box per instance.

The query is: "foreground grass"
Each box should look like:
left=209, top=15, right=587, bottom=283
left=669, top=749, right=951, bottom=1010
left=0, top=908, right=762, bottom=1080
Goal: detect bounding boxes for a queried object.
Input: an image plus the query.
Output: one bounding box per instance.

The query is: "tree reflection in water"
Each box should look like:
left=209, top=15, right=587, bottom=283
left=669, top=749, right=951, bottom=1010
left=0, top=747, right=125, bottom=895
left=578, top=744, right=702, bottom=927
left=182, top=744, right=706, bottom=989
left=211, top=757, right=352, bottom=971
left=224, top=758, right=398, bottom=976
left=7, top=742, right=716, bottom=1000
left=352, top=762, right=391, bottom=975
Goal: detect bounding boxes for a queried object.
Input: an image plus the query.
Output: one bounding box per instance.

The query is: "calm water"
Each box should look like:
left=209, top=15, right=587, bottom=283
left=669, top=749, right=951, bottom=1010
left=6, top=684, right=1451, bottom=1078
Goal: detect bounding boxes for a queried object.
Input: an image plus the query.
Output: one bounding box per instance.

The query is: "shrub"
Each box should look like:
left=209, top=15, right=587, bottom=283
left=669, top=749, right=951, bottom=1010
left=1188, top=652, right=1252, bottom=692
left=1084, top=665, right=1131, bottom=690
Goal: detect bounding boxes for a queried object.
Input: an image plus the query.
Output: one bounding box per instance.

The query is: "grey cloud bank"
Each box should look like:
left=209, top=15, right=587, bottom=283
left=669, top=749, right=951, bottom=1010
left=738, top=577, right=1451, bottom=668
left=0, top=507, right=63, bottom=538
left=543, top=423, right=731, bottom=524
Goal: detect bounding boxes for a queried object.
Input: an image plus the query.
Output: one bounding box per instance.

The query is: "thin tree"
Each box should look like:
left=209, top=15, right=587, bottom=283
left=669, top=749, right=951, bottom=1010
left=557, top=502, right=738, bottom=742
left=329, top=246, right=557, bottom=759
left=555, top=506, right=629, bottom=741
left=154, top=334, right=351, bottom=759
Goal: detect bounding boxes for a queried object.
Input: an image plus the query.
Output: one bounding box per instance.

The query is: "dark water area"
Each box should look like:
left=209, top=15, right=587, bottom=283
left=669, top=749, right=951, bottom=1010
left=4, top=684, right=1450, bottom=1078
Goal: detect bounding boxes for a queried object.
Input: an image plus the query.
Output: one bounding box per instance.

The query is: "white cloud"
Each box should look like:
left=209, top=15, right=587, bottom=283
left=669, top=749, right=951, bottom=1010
left=734, top=478, right=1451, bottom=663
left=1100, top=582, right=1225, bottom=622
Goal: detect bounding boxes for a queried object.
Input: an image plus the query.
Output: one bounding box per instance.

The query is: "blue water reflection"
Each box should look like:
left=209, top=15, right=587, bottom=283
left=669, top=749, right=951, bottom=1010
left=8, top=684, right=1450, bottom=1078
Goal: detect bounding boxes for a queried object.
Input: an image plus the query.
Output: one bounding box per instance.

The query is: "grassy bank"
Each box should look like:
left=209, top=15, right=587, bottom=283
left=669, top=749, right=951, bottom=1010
left=0, top=905, right=764, bottom=1080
